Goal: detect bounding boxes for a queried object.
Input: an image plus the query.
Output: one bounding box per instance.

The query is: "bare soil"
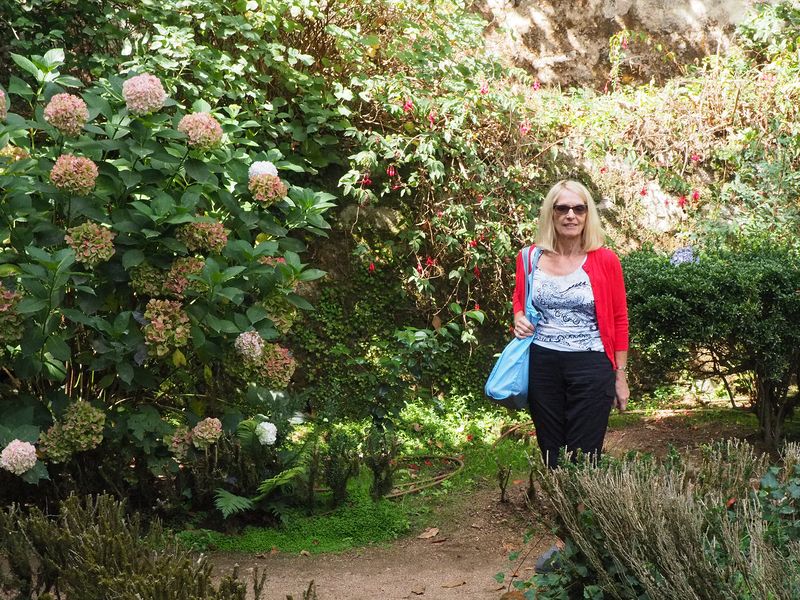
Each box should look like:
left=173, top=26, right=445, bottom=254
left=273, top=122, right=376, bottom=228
left=213, top=412, right=756, bottom=600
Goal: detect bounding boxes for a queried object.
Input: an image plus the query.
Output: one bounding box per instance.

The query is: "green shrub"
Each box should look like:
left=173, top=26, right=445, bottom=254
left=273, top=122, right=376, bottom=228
left=0, top=494, right=267, bottom=600
left=624, top=245, right=800, bottom=446
left=512, top=441, right=800, bottom=599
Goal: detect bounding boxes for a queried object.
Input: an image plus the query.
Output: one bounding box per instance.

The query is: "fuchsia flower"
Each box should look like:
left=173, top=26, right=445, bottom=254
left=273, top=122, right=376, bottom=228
left=519, top=120, right=531, bottom=136
left=621, top=37, right=629, bottom=50
left=360, top=174, right=373, bottom=187
left=600, top=166, right=608, bottom=174
left=50, top=154, right=98, bottom=195
left=473, top=266, right=481, bottom=278
left=44, top=93, right=88, bottom=136
left=402, top=99, right=413, bottom=113
left=368, top=262, right=376, bottom=272
left=678, top=195, right=687, bottom=208
left=640, top=187, right=647, bottom=196
left=0, top=89, right=7, bottom=121
left=386, top=165, right=397, bottom=177
left=427, top=111, right=436, bottom=126
left=177, top=112, right=223, bottom=150
left=122, top=74, right=167, bottom=115
left=479, top=81, right=489, bottom=95
left=474, top=303, right=480, bottom=311
left=692, top=189, right=700, bottom=201
left=425, top=256, right=436, bottom=267
left=690, top=153, right=701, bottom=162
left=0, top=440, right=37, bottom=475
left=468, top=239, right=478, bottom=248
left=532, top=80, right=541, bottom=91
left=65, top=222, right=116, bottom=267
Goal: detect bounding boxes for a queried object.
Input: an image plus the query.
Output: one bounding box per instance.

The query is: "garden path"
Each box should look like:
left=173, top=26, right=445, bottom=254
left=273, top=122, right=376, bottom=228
left=213, top=410, right=755, bottom=600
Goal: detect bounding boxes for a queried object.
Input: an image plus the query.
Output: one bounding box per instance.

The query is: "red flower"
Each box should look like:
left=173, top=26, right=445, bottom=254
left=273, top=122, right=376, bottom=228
left=386, top=165, right=397, bottom=177
left=621, top=37, right=629, bottom=49
left=477, top=194, right=484, bottom=203
left=425, top=256, right=436, bottom=266
left=416, top=264, right=423, bottom=274
left=678, top=195, right=687, bottom=208
left=692, top=189, right=700, bottom=201
left=427, top=111, right=436, bottom=126
left=402, top=99, right=413, bottom=113
left=519, top=120, right=531, bottom=136
left=360, top=174, right=372, bottom=187
left=473, top=266, right=481, bottom=278
left=436, top=210, right=443, bottom=217
left=466, top=434, right=474, bottom=442
left=690, top=153, right=701, bottom=162
left=409, top=463, right=419, bottom=470
left=726, top=497, right=737, bottom=509
left=479, top=82, right=489, bottom=95
left=368, top=262, right=376, bottom=272
left=640, top=187, right=647, bottom=196
left=600, top=166, right=608, bottom=174
left=392, top=184, right=402, bottom=191
left=474, top=303, right=480, bottom=311
left=424, top=459, right=433, bottom=467
left=468, top=239, right=478, bottom=248
left=532, top=80, right=541, bottom=91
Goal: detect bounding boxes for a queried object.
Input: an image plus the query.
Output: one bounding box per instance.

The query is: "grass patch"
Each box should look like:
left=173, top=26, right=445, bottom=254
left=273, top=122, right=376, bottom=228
left=178, top=488, right=409, bottom=554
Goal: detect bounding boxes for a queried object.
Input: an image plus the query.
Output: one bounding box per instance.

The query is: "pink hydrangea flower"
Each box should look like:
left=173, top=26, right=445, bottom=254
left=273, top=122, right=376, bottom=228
left=177, top=112, right=223, bottom=150
left=249, top=173, right=288, bottom=205
left=192, top=417, right=223, bottom=449
left=0, top=89, right=7, bottom=121
left=259, top=343, right=297, bottom=389
left=143, top=299, right=190, bottom=357
left=0, top=282, right=23, bottom=344
left=50, top=154, right=99, bottom=195
left=176, top=221, right=228, bottom=253
left=122, top=73, right=167, bottom=115
left=0, top=145, right=29, bottom=162
left=0, top=439, right=37, bottom=475
left=65, top=222, right=116, bottom=267
left=235, top=330, right=265, bottom=362
left=43, top=93, right=89, bottom=137
left=164, top=257, right=205, bottom=297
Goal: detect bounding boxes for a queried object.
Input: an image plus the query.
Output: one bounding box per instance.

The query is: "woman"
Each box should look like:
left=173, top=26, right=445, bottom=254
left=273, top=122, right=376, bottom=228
left=513, top=180, right=629, bottom=469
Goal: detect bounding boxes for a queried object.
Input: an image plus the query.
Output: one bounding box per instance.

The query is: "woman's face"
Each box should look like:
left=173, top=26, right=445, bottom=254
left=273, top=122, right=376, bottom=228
left=552, top=189, right=587, bottom=242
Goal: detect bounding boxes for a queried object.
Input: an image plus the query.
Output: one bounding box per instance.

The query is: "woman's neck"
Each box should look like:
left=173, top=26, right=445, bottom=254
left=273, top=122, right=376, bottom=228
left=554, top=238, right=584, bottom=257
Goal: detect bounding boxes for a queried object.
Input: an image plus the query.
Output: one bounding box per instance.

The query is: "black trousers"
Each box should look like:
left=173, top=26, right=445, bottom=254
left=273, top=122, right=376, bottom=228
left=528, top=345, right=616, bottom=469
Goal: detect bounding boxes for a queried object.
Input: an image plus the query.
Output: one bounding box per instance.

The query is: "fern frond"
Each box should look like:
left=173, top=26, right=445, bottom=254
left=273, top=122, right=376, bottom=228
left=213, top=488, right=255, bottom=519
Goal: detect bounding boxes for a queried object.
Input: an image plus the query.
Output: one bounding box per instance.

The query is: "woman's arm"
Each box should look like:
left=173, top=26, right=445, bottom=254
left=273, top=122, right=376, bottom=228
left=614, top=350, right=630, bottom=411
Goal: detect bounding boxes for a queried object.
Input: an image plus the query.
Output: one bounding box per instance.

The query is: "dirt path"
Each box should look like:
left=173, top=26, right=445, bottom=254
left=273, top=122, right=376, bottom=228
left=213, top=483, right=548, bottom=600
left=214, top=411, right=755, bottom=600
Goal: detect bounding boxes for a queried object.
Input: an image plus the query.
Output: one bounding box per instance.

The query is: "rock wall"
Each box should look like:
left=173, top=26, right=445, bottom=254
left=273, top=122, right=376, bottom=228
left=480, top=0, right=757, bottom=86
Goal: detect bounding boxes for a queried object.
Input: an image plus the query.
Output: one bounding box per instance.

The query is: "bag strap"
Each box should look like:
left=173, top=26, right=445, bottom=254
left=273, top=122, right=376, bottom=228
left=524, top=246, right=542, bottom=315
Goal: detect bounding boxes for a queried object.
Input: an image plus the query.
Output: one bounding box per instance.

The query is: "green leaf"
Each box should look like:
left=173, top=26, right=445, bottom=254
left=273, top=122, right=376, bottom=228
left=118, top=362, right=134, bottom=384
left=10, top=53, right=41, bottom=79
left=214, top=488, right=255, bottom=519
left=42, top=48, right=65, bottom=68
left=466, top=310, right=485, bottom=324
left=286, top=293, right=314, bottom=311
left=16, top=297, right=48, bottom=314
left=449, top=302, right=462, bottom=315
left=122, top=249, right=145, bottom=270
left=45, top=336, right=71, bottom=362
left=254, top=466, right=306, bottom=500
left=185, top=159, right=210, bottom=183
left=20, top=462, right=49, bottom=485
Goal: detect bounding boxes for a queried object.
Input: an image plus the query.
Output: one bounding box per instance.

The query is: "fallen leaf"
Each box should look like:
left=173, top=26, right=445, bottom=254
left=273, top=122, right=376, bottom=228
left=441, top=580, right=465, bottom=589
left=411, top=586, right=426, bottom=595
left=300, top=550, right=310, bottom=557
left=470, top=523, right=482, bottom=529
left=417, top=527, right=439, bottom=539
left=431, top=538, right=448, bottom=544
left=500, top=592, right=526, bottom=600
left=270, top=546, right=279, bottom=555
left=512, top=479, right=524, bottom=485
left=432, top=315, right=442, bottom=330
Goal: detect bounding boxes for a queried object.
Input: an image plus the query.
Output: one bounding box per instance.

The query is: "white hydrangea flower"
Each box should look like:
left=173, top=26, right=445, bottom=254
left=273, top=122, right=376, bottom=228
left=255, top=421, right=278, bottom=446
left=249, top=161, right=278, bottom=178
left=0, top=439, right=37, bottom=475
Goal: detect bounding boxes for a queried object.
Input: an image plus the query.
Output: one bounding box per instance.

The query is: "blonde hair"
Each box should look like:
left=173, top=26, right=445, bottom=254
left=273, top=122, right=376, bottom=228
left=534, top=180, right=605, bottom=253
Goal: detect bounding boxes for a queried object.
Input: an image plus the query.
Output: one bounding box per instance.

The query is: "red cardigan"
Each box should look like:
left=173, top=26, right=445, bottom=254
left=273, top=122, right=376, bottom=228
left=512, top=246, right=629, bottom=368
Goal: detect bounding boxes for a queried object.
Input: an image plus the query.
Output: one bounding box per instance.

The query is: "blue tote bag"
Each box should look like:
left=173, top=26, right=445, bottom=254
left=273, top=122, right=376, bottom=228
left=485, top=246, right=542, bottom=410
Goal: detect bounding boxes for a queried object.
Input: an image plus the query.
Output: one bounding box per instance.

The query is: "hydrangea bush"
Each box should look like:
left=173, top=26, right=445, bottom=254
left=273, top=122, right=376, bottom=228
left=0, top=51, right=333, bottom=502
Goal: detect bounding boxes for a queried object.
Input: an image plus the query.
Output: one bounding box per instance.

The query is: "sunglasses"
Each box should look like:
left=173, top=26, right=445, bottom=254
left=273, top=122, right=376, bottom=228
left=553, top=204, right=588, bottom=215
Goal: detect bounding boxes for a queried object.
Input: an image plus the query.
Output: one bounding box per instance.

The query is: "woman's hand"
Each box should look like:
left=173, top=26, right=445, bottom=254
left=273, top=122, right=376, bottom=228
left=613, top=371, right=630, bottom=412
left=514, top=311, right=535, bottom=339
